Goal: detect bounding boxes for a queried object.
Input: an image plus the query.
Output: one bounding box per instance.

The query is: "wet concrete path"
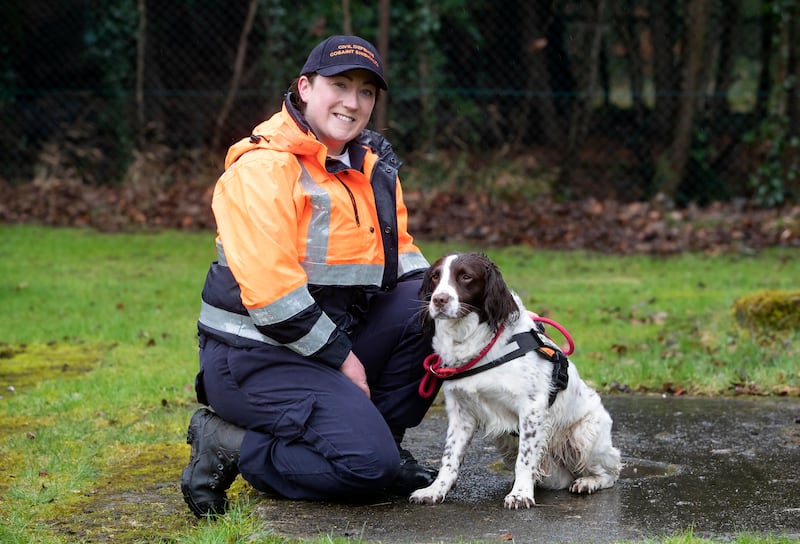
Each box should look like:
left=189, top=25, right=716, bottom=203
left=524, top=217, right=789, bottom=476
left=254, top=396, right=800, bottom=543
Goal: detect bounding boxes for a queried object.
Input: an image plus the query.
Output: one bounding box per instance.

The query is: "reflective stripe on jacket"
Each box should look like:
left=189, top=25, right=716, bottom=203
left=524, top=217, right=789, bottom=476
left=197, top=94, right=428, bottom=367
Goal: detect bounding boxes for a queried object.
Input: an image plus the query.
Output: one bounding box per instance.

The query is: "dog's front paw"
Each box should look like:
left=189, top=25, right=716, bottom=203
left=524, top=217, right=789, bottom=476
left=503, top=492, right=536, bottom=509
left=569, top=477, right=600, bottom=494
left=409, top=485, right=446, bottom=505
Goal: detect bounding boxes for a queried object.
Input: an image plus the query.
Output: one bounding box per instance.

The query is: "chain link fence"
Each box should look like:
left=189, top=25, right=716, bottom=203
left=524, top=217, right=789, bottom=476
left=2, top=1, right=799, bottom=206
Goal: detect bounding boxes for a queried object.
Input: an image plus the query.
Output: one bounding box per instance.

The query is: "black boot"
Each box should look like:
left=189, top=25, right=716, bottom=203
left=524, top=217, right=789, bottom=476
left=387, top=447, right=438, bottom=494
left=181, top=407, right=246, bottom=518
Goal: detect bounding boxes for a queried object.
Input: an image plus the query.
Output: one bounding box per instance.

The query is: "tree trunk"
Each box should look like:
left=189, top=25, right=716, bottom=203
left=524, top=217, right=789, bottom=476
left=755, top=1, right=776, bottom=123
left=712, top=0, right=743, bottom=119
left=512, top=0, right=562, bottom=146
left=787, top=2, right=800, bottom=137
left=558, top=0, right=608, bottom=192
left=656, top=0, right=712, bottom=198
left=615, top=4, right=654, bottom=199
left=616, top=6, right=644, bottom=120
left=374, top=0, right=390, bottom=133
left=135, top=0, right=147, bottom=148
left=211, top=0, right=258, bottom=150
left=649, top=0, right=681, bottom=142
left=573, top=0, right=608, bottom=142
left=342, top=0, right=352, bottom=35
left=415, top=22, right=436, bottom=149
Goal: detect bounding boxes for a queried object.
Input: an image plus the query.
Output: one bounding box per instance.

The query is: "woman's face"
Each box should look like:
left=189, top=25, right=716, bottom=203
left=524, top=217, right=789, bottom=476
left=298, top=70, right=377, bottom=155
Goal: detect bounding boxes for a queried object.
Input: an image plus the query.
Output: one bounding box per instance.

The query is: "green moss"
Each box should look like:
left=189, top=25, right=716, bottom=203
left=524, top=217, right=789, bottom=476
left=0, top=341, right=105, bottom=392
left=732, top=289, right=800, bottom=334
left=41, top=441, right=265, bottom=542
left=0, top=341, right=202, bottom=541
left=0, top=341, right=107, bottom=498
left=45, top=442, right=197, bottom=542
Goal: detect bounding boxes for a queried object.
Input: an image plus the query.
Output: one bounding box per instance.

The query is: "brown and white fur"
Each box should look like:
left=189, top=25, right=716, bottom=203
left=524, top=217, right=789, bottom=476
left=410, top=253, right=621, bottom=509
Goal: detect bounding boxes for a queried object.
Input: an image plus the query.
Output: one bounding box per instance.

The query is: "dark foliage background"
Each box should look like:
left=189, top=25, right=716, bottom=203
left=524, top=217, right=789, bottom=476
left=1, top=0, right=800, bottom=251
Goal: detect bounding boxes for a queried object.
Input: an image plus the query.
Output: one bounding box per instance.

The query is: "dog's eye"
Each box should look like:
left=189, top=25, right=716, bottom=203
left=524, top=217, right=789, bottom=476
left=459, top=273, right=472, bottom=282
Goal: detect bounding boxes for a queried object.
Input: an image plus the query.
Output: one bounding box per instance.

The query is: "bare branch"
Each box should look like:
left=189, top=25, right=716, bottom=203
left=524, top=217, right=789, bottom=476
left=211, top=0, right=259, bottom=150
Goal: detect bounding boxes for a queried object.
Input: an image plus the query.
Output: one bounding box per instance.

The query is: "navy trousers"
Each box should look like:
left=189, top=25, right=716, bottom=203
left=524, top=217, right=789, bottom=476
left=196, top=279, right=437, bottom=500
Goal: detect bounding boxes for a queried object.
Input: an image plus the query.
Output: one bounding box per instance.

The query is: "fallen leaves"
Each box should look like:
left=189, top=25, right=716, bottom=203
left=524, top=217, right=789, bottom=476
left=404, top=191, right=800, bottom=254
left=1, top=180, right=799, bottom=255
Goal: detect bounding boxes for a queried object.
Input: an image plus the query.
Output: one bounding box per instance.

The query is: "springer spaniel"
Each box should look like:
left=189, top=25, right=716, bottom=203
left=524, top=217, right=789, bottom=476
left=410, top=252, right=621, bottom=509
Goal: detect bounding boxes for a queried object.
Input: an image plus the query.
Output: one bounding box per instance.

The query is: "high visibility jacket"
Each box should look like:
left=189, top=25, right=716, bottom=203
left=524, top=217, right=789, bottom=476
left=197, top=94, right=429, bottom=368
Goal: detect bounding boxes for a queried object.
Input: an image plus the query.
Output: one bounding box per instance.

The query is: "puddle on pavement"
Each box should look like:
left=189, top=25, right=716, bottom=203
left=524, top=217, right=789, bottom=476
left=619, top=457, right=678, bottom=480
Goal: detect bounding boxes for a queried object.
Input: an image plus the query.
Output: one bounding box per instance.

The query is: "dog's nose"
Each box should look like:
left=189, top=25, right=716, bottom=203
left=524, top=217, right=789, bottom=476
left=431, top=292, right=451, bottom=308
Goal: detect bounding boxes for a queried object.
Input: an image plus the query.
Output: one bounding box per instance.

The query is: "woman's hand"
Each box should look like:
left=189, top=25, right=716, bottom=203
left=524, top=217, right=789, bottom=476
left=340, top=351, right=370, bottom=398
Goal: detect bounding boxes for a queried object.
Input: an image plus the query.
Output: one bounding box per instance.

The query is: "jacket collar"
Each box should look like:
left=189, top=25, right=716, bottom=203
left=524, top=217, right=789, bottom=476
left=284, top=92, right=312, bottom=134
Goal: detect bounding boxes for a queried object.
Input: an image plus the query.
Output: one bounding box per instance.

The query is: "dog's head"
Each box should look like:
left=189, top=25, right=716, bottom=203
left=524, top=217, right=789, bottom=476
left=420, top=252, right=518, bottom=332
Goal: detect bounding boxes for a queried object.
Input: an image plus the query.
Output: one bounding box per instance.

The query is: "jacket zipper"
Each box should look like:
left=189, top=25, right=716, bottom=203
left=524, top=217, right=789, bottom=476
left=335, top=175, right=360, bottom=226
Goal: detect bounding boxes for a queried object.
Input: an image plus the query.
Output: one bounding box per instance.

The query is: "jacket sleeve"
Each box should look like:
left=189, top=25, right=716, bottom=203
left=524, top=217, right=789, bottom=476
left=394, top=176, right=430, bottom=279
left=212, top=151, right=351, bottom=367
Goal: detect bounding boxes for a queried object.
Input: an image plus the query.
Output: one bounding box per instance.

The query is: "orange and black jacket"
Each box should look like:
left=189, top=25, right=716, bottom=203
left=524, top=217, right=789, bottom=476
left=197, top=94, right=429, bottom=368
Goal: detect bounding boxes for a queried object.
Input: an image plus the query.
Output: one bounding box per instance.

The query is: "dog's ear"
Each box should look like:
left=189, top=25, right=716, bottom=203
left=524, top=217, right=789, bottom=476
left=483, top=258, right=519, bottom=330
left=419, top=265, right=434, bottom=304
left=418, top=264, right=436, bottom=334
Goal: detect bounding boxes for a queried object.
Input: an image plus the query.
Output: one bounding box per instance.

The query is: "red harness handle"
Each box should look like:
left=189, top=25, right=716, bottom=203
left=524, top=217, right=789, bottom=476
left=419, top=354, right=443, bottom=398
left=529, top=313, right=574, bottom=355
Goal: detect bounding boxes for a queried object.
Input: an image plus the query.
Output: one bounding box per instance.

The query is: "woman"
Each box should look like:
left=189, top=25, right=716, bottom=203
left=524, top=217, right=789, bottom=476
left=180, top=35, right=438, bottom=518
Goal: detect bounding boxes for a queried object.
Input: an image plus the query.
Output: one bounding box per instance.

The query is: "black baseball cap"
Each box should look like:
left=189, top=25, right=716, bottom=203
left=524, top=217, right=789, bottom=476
left=299, top=35, right=387, bottom=90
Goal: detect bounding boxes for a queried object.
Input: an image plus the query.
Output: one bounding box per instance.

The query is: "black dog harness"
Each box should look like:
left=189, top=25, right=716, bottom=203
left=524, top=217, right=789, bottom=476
left=419, top=326, right=570, bottom=407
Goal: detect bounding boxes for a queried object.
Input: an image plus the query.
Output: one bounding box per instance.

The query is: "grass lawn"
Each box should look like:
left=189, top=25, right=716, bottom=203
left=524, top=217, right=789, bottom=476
left=0, top=225, right=798, bottom=543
